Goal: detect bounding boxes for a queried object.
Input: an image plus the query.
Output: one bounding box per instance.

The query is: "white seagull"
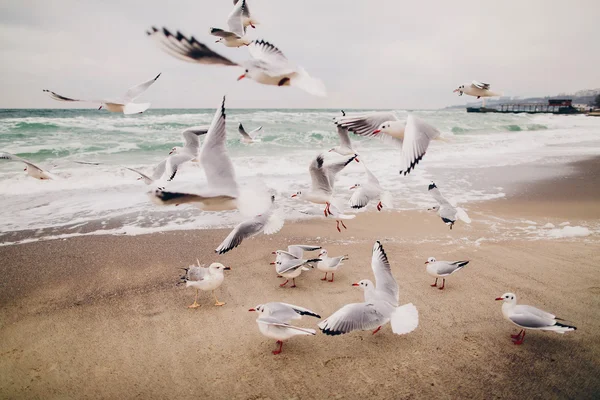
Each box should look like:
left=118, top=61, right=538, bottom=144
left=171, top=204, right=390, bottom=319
left=238, top=123, right=263, bottom=143
left=291, top=153, right=358, bottom=217
left=427, top=182, right=471, bottom=230
left=272, top=250, right=320, bottom=288
left=215, top=196, right=284, bottom=254
left=147, top=28, right=326, bottom=97
left=0, top=152, right=57, bottom=180
left=179, top=261, right=231, bottom=308
left=454, top=81, right=501, bottom=99
left=328, top=110, right=356, bottom=156
left=232, top=0, right=259, bottom=30
left=249, top=302, right=320, bottom=355
left=334, top=113, right=440, bottom=175
left=210, top=0, right=251, bottom=48
left=154, top=126, right=210, bottom=181
left=298, top=203, right=356, bottom=232
left=43, top=73, right=161, bottom=114
left=316, top=249, right=348, bottom=282
left=348, top=160, right=393, bottom=211
left=495, top=292, right=576, bottom=345
left=150, top=96, right=240, bottom=211
left=424, top=257, right=469, bottom=290
left=318, top=241, right=419, bottom=336
left=270, top=245, right=322, bottom=274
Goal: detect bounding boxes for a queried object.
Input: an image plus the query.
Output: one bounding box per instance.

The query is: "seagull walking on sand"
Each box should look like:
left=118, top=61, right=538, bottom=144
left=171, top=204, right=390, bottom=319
left=291, top=153, right=358, bottom=218
left=215, top=196, right=284, bottom=254
left=249, top=302, right=320, bottom=355
left=316, top=249, right=348, bottom=282
left=349, top=159, right=393, bottom=211
left=428, top=182, right=471, bottom=230
left=179, top=261, right=231, bottom=308
left=454, top=81, right=502, bottom=99
left=334, top=113, right=440, bottom=175
left=43, top=73, right=161, bottom=114
left=424, top=257, right=469, bottom=290
left=495, top=293, right=576, bottom=345
left=272, top=250, right=321, bottom=288
left=238, top=123, right=263, bottom=143
left=0, top=152, right=57, bottom=180
left=318, top=241, right=419, bottom=336
left=147, top=28, right=326, bottom=96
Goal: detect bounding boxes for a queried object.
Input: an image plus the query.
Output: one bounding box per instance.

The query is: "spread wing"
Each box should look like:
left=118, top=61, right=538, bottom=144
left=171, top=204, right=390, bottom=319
left=336, top=125, right=353, bottom=149
left=428, top=182, right=451, bottom=206
left=318, top=303, right=386, bottom=336
left=361, top=161, right=380, bottom=185
left=42, top=89, right=97, bottom=103
left=147, top=27, right=238, bottom=66
left=0, top=152, right=45, bottom=173
left=399, top=115, right=440, bottom=176
left=165, top=153, right=194, bottom=181
left=122, top=73, right=161, bottom=103
left=471, top=80, right=490, bottom=90
left=247, top=40, right=296, bottom=76
left=226, top=0, right=246, bottom=36
left=334, top=112, right=398, bottom=137
left=215, top=215, right=266, bottom=254
left=287, top=245, right=321, bottom=258
left=122, top=166, right=154, bottom=185
left=238, top=123, right=252, bottom=140
left=200, top=96, right=238, bottom=194
left=209, top=27, right=240, bottom=39
left=182, top=126, right=209, bottom=154
left=152, top=159, right=167, bottom=181
left=371, top=241, right=399, bottom=305
left=309, top=154, right=333, bottom=195
left=324, top=154, right=358, bottom=187
left=349, top=188, right=370, bottom=209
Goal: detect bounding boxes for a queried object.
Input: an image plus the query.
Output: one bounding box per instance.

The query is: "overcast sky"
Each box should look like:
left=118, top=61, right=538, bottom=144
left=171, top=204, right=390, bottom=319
left=1, top=0, right=599, bottom=109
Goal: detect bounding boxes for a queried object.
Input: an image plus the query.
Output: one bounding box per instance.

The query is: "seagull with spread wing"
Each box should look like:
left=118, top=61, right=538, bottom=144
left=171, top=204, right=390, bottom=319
left=238, top=123, right=263, bottom=143
left=210, top=0, right=252, bottom=48
left=348, top=159, right=393, bottom=211
left=43, top=73, right=161, bottom=114
left=232, top=0, right=259, bottom=30
left=427, top=182, right=471, bottom=230
left=454, top=80, right=502, bottom=99
left=318, top=241, right=419, bottom=336
left=0, top=152, right=58, bottom=180
left=147, top=28, right=326, bottom=96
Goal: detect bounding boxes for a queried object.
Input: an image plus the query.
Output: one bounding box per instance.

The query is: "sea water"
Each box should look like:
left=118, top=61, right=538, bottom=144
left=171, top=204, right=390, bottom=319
left=1, top=108, right=599, bottom=243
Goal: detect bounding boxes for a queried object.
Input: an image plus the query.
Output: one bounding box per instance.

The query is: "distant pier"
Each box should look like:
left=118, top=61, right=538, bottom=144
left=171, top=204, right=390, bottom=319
left=467, top=99, right=583, bottom=115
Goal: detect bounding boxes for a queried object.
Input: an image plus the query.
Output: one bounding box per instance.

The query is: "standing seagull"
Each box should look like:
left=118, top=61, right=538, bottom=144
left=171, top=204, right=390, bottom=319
left=215, top=196, right=284, bottom=254
left=180, top=262, right=231, bottom=308
left=0, top=152, right=57, bottom=180
left=349, top=160, right=392, bottom=211
left=291, top=153, right=358, bottom=217
left=249, top=302, right=319, bottom=355
left=43, top=73, right=161, bottom=114
left=272, top=250, right=320, bottom=288
left=316, top=249, right=348, bottom=282
left=495, top=293, right=576, bottom=345
left=150, top=97, right=240, bottom=211
left=334, top=113, right=440, bottom=175
left=232, top=0, right=259, bottom=30
left=424, top=257, right=469, bottom=290
left=238, top=123, right=263, bottom=143
left=454, top=81, right=501, bottom=99
left=428, top=182, right=471, bottom=230
left=147, top=28, right=326, bottom=97
left=318, top=241, right=419, bottom=336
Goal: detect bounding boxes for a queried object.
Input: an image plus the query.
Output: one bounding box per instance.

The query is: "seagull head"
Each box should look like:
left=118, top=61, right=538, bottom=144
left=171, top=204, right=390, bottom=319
left=428, top=205, right=439, bottom=212
left=495, top=292, right=517, bottom=304
left=425, top=257, right=436, bottom=264
left=208, top=262, right=231, bottom=273
left=453, top=85, right=465, bottom=95
left=373, top=120, right=404, bottom=136
left=169, top=146, right=181, bottom=155
left=349, top=183, right=360, bottom=190
left=248, top=304, right=265, bottom=313
left=352, top=279, right=373, bottom=291
left=318, top=249, right=328, bottom=257
left=291, top=190, right=302, bottom=198
left=237, top=68, right=249, bottom=81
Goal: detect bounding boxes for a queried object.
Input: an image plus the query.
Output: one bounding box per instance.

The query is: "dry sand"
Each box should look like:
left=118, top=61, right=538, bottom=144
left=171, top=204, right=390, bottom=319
left=1, top=158, right=600, bottom=399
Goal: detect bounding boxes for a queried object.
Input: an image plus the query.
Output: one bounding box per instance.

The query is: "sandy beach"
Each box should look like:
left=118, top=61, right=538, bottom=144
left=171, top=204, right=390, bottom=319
left=1, top=158, right=599, bottom=399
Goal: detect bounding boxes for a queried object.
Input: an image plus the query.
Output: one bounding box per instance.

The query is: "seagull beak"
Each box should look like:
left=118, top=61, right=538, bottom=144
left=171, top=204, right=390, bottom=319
left=224, top=266, right=231, bottom=271
left=271, top=251, right=276, bottom=255
left=248, top=308, right=256, bottom=312
left=291, top=194, right=297, bottom=198
left=98, top=105, right=103, bottom=110
left=349, top=185, right=357, bottom=190
left=424, top=261, right=429, bottom=264
left=351, top=283, right=359, bottom=286
left=169, top=150, right=174, bottom=155
left=237, top=74, right=246, bottom=81
left=373, top=129, right=381, bottom=135
left=495, top=297, right=504, bottom=301
left=215, top=40, right=220, bottom=43
left=269, top=262, right=275, bottom=265
left=453, top=89, right=459, bottom=93
left=328, top=149, right=333, bottom=152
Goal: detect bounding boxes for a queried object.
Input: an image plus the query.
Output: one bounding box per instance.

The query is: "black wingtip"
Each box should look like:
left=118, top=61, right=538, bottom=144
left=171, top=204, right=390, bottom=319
left=555, top=321, right=577, bottom=330
left=428, top=182, right=437, bottom=191
left=341, top=110, right=345, bottom=116
left=155, top=72, right=162, bottom=80
left=319, top=328, right=344, bottom=336
left=316, top=154, right=324, bottom=169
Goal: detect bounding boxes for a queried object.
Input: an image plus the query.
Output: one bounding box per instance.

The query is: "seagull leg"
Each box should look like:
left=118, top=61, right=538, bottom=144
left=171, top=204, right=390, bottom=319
left=372, top=326, right=382, bottom=335
left=187, top=289, right=200, bottom=308
left=511, top=329, right=524, bottom=339
left=328, top=273, right=334, bottom=283
left=340, top=220, right=347, bottom=230
left=512, top=330, right=526, bottom=345
left=213, top=291, right=225, bottom=306
left=430, top=278, right=438, bottom=287
left=321, top=273, right=328, bottom=281
left=279, top=279, right=289, bottom=287
left=291, top=278, right=297, bottom=288
left=439, top=279, right=445, bottom=290
left=272, top=340, right=283, bottom=355
left=336, top=221, right=341, bottom=232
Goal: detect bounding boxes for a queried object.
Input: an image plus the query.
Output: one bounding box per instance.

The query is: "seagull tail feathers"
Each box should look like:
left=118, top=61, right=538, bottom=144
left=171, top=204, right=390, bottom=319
left=390, top=303, right=419, bottom=335
left=290, top=66, right=327, bottom=97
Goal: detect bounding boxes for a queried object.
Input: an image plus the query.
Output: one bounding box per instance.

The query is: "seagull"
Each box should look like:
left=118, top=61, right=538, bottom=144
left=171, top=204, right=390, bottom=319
left=249, top=302, right=320, bottom=355
left=334, top=113, right=440, bottom=175
left=424, top=257, right=469, bottom=290
left=318, top=241, right=419, bottom=336
left=158, top=126, right=210, bottom=181
left=454, top=81, right=501, bottom=99
left=179, top=261, right=231, bottom=308
left=298, top=203, right=356, bottom=232
left=272, top=250, right=320, bottom=288
left=232, top=0, right=259, bottom=30
left=150, top=96, right=240, bottom=211
left=238, top=123, right=263, bottom=143
left=329, top=110, right=355, bottom=156
left=291, top=153, right=358, bottom=218
left=43, top=73, right=161, bottom=114
left=495, top=293, right=576, bottom=345
left=147, top=28, right=326, bottom=97
left=316, top=249, right=348, bottom=282
left=428, top=182, right=471, bottom=230
left=348, top=159, right=393, bottom=211
left=270, top=245, right=321, bottom=277
left=0, top=152, right=57, bottom=180
left=215, top=196, right=284, bottom=254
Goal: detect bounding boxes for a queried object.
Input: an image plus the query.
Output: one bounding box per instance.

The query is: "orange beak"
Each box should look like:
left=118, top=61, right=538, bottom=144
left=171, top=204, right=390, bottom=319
left=352, top=283, right=359, bottom=286
left=237, top=74, right=246, bottom=81
left=495, top=297, right=503, bottom=301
